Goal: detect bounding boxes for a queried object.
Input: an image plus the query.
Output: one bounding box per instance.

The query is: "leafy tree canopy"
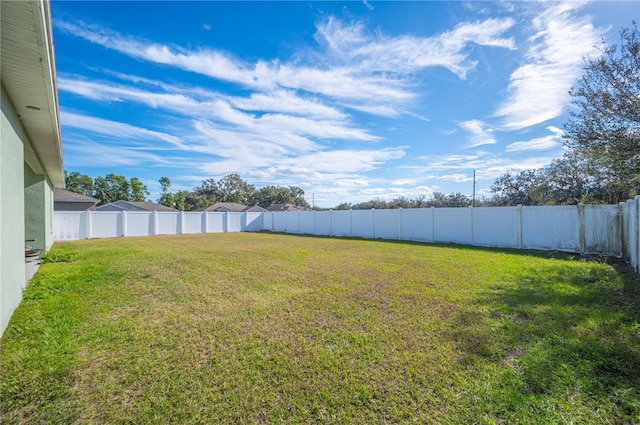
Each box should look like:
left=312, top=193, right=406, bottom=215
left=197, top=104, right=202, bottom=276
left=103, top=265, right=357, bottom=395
left=65, top=171, right=150, bottom=205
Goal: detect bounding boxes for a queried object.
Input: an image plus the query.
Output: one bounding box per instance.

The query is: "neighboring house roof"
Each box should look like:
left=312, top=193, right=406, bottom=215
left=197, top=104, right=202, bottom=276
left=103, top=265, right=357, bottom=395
left=196, top=202, right=267, bottom=213
left=1, top=0, right=64, bottom=187
left=196, top=202, right=248, bottom=212
left=96, top=200, right=178, bottom=212
left=265, top=203, right=307, bottom=212
left=245, top=205, right=267, bottom=213
left=54, top=188, right=99, bottom=203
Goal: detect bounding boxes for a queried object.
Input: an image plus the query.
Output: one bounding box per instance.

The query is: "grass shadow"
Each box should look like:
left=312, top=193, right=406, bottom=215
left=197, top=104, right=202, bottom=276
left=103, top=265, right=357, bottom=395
left=451, top=255, right=640, bottom=420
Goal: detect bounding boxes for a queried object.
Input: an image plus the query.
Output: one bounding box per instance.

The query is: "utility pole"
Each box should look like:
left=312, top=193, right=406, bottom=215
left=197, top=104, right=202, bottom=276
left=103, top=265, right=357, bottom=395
left=472, top=170, right=476, bottom=207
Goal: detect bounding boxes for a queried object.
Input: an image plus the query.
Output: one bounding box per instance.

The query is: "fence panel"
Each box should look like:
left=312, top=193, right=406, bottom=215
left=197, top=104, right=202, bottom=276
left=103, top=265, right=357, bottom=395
left=273, top=213, right=286, bottom=232
left=261, top=212, right=273, bottom=231
left=206, top=212, right=225, bottom=233
left=584, top=205, right=621, bottom=256
left=245, top=212, right=263, bottom=232
left=314, top=211, right=331, bottom=235
left=126, top=212, right=153, bottom=237
left=374, top=209, right=400, bottom=239
left=299, top=212, right=315, bottom=234
left=54, top=212, right=87, bottom=240
left=522, top=206, right=579, bottom=251
left=156, top=212, right=180, bottom=235
left=91, top=212, right=122, bottom=238
left=434, top=208, right=470, bottom=244
left=401, top=208, right=432, bottom=241
left=472, top=207, right=518, bottom=248
left=285, top=212, right=301, bottom=233
left=330, top=210, right=351, bottom=237
left=182, top=212, right=203, bottom=234
left=351, top=210, right=374, bottom=238
left=227, top=213, right=243, bottom=232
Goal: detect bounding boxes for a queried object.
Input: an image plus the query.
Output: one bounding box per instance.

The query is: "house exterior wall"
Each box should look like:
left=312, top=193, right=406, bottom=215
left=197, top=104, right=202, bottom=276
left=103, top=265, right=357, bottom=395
left=1, top=85, right=27, bottom=336
left=24, top=164, right=47, bottom=249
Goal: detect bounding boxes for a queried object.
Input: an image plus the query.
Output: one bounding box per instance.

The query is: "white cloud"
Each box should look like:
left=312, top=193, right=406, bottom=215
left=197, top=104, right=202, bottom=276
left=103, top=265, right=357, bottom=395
left=506, top=135, right=558, bottom=152
left=495, top=2, right=601, bottom=129
left=56, top=15, right=515, bottom=117
left=505, top=125, right=564, bottom=152
left=318, top=16, right=515, bottom=78
left=391, top=179, right=417, bottom=186
left=61, top=111, right=184, bottom=147
left=438, top=174, right=473, bottom=183
left=63, top=139, right=170, bottom=167
left=459, top=119, right=496, bottom=147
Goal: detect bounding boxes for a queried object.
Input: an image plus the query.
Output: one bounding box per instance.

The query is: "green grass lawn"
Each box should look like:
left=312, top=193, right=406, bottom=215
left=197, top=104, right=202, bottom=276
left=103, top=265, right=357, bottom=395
left=1, top=233, right=639, bottom=424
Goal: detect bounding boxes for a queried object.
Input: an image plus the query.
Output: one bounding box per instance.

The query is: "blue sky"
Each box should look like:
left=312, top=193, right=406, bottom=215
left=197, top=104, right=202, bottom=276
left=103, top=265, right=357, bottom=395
left=51, top=1, right=637, bottom=207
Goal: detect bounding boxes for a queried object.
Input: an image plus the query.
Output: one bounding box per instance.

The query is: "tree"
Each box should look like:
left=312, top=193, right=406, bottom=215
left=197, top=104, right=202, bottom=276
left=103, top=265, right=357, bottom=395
left=564, top=22, right=640, bottom=203
left=175, top=191, right=187, bottom=211
left=174, top=190, right=208, bottom=211
left=65, top=171, right=94, bottom=197
left=195, top=178, right=220, bottom=202
left=542, top=155, right=593, bottom=205
left=129, top=177, right=150, bottom=202
left=491, top=170, right=543, bottom=206
left=94, top=174, right=130, bottom=205
left=216, top=173, right=256, bottom=204
left=157, top=176, right=175, bottom=208
left=254, top=185, right=310, bottom=208
left=92, top=173, right=149, bottom=205
left=194, top=174, right=256, bottom=205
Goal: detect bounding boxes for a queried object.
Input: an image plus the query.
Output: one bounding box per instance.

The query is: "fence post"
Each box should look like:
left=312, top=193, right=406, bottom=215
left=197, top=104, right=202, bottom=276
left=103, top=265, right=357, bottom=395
left=517, top=205, right=523, bottom=249
left=619, top=202, right=627, bottom=258
left=180, top=211, right=185, bottom=234
left=372, top=208, right=375, bottom=238
left=298, top=211, right=301, bottom=234
left=350, top=209, right=353, bottom=237
left=204, top=211, right=209, bottom=233
left=86, top=210, right=92, bottom=239
left=430, top=206, right=435, bottom=243
left=468, top=206, right=474, bottom=246
left=635, top=196, right=640, bottom=274
left=152, top=211, right=158, bottom=235
left=399, top=208, right=403, bottom=241
left=329, top=210, right=333, bottom=236
left=578, top=203, right=585, bottom=255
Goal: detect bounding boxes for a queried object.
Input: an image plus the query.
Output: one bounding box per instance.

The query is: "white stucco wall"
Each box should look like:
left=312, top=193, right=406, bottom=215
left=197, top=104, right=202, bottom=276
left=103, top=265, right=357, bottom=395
left=1, top=86, right=27, bottom=336
left=24, top=165, right=55, bottom=252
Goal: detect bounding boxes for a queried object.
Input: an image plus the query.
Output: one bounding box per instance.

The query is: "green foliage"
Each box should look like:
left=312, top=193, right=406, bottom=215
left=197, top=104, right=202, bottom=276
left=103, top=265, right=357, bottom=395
left=3, top=234, right=638, bottom=423
left=254, top=185, right=310, bottom=208
left=40, top=251, right=75, bottom=264
left=157, top=176, right=175, bottom=208
left=64, top=171, right=94, bottom=197
left=129, top=177, right=150, bottom=202
left=334, top=193, right=469, bottom=209
left=491, top=23, right=639, bottom=206
left=564, top=22, right=640, bottom=203
left=65, top=171, right=151, bottom=205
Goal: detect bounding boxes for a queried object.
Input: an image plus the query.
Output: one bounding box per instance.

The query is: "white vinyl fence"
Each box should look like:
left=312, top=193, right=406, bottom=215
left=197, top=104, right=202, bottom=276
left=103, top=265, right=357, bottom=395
left=54, top=211, right=263, bottom=241
left=55, top=197, right=640, bottom=274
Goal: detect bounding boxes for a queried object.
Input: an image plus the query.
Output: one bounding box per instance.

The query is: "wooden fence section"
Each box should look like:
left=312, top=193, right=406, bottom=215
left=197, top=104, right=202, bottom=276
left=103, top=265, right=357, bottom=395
left=54, top=198, right=640, bottom=274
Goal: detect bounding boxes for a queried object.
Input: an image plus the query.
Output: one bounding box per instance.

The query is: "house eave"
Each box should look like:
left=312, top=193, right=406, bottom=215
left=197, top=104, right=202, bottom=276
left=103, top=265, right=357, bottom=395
left=1, top=0, right=64, bottom=187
